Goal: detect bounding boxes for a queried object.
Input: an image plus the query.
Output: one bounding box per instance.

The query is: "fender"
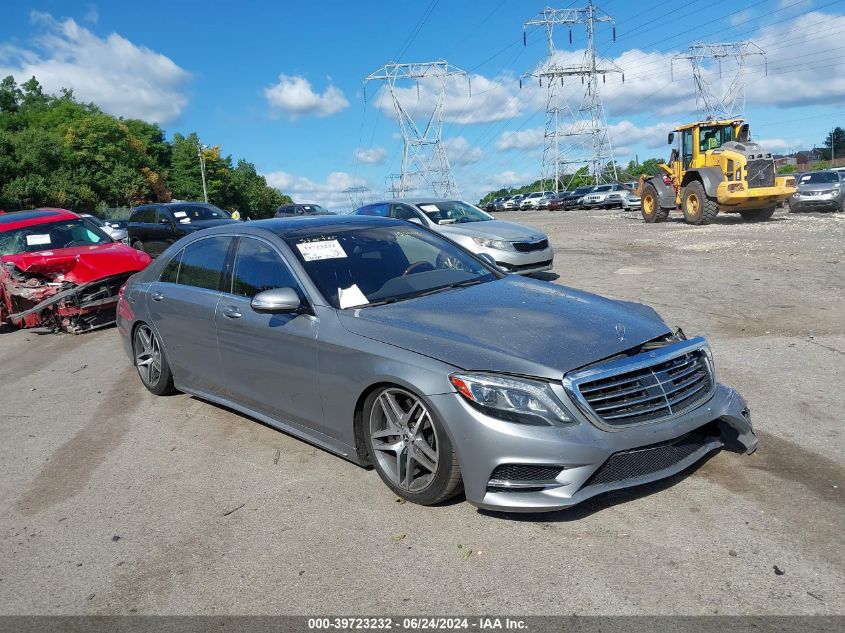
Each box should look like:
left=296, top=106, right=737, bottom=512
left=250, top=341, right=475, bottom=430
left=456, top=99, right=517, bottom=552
left=682, top=167, right=724, bottom=197
left=649, top=175, right=676, bottom=208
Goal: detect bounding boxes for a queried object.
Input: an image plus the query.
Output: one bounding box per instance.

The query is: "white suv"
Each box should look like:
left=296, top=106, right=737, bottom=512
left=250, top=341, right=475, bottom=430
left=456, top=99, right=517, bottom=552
left=520, top=191, right=553, bottom=210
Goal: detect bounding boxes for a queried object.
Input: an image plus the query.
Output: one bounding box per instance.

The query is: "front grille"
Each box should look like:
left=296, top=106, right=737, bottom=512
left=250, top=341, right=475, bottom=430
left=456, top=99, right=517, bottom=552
left=499, top=259, right=553, bottom=272
left=512, top=239, right=549, bottom=252
left=572, top=346, right=714, bottom=427
left=583, top=424, right=720, bottom=488
left=746, top=159, right=775, bottom=189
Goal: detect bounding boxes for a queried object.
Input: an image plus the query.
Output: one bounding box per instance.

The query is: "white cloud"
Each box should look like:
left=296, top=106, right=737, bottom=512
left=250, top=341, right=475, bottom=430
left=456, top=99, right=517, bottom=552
left=496, top=127, right=545, bottom=151
left=84, top=4, right=98, bottom=24
left=264, top=74, right=349, bottom=118
left=0, top=12, right=190, bottom=124
left=443, top=136, right=484, bottom=165
left=264, top=170, right=370, bottom=211
left=354, top=146, right=387, bottom=165
left=730, top=10, right=751, bottom=26
left=372, top=72, right=521, bottom=125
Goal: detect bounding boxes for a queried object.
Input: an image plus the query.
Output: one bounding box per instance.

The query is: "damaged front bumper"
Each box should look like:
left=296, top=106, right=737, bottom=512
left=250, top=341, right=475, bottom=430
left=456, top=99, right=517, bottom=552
left=0, top=266, right=136, bottom=334
left=429, top=383, right=757, bottom=513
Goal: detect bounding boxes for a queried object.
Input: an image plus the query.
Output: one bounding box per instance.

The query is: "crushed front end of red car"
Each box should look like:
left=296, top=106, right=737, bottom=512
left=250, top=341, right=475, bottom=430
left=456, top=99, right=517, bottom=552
left=0, top=209, right=152, bottom=334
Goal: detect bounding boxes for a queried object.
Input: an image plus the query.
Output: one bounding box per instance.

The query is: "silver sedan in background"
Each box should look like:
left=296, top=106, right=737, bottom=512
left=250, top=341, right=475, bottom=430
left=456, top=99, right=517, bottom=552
left=788, top=170, right=844, bottom=213
left=355, top=199, right=553, bottom=274
left=117, top=216, right=757, bottom=512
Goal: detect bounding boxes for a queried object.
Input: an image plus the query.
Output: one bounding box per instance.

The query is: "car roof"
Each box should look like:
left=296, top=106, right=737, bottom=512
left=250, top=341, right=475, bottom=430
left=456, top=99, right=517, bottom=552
left=363, top=198, right=465, bottom=206
left=202, top=215, right=407, bottom=240
left=135, top=202, right=217, bottom=209
left=0, top=208, right=79, bottom=231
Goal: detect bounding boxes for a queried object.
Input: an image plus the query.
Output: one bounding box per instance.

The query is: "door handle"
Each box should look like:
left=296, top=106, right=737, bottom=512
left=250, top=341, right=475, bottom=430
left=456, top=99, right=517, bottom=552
left=221, top=306, right=242, bottom=319
left=151, top=291, right=164, bottom=302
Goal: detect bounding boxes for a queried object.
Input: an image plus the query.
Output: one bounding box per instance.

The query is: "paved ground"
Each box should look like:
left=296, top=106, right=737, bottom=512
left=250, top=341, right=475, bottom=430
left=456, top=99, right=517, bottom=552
left=1, top=206, right=843, bottom=615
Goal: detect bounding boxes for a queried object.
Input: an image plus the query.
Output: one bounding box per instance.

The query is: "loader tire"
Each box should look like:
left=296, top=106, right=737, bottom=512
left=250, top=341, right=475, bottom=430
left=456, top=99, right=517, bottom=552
left=640, top=183, right=669, bottom=223
left=739, top=207, right=776, bottom=222
left=682, top=181, right=719, bottom=225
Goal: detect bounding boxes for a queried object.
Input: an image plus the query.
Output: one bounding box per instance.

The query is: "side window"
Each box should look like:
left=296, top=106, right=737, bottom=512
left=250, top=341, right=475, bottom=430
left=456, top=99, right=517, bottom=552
left=177, top=236, right=231, bottom=291
left=231, top=238, right=299, bottom=298
left=390, top=204, right=420, bottom=221
left=132, top=208, right=155, bottom=223
left=160, top=249, right=183, bottom=283
left=359, top=204, right=389, bottom=217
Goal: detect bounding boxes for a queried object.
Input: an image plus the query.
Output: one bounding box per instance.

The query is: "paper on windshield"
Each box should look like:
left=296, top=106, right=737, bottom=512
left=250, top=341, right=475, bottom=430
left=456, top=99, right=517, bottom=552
left=338, top=284, right=369, bottom=309
left=419, top=204, right=440, bottom=212
left=173, top=211, right=188, bottom=218
left=297, top=239, right=347, bottom=261
left=26, top=234, right=51, bottom=246
left=179, top=218, right=191, bottom=224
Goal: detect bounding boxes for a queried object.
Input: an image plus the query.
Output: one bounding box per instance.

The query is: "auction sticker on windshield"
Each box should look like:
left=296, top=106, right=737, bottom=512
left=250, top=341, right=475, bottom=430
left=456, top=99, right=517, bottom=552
left=26, top=234, right=51, bottom=246
left=296, top=239, right=347, bottom=261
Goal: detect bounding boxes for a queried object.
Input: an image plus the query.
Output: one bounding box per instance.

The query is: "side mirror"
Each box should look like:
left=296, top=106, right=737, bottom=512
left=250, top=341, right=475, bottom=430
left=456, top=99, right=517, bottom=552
left=407, top=216, right=424, bottom=225
left=159, top=216, right=173, bottom=225
left=667, top=132, right=675, bottom=145
left=477, top=253, right=498, bottom=268
left=251, top=287, right=301, bottom=313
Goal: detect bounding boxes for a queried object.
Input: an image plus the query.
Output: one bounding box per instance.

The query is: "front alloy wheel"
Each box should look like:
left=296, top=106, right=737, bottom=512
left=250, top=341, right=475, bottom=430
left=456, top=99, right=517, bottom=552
left=365, top=387, right=462, bottom=504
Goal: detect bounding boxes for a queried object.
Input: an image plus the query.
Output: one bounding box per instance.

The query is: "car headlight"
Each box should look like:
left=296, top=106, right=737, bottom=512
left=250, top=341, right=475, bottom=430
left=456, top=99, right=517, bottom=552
left=449, top=372, right=573, bottom=426
left=471, top=237, right=515, bottom=251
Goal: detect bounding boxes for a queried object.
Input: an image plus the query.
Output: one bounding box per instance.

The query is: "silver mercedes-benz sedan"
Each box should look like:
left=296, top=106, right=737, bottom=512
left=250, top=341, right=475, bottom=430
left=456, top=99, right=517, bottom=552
left=355, top=199, right=553, bottom=274
left=117, top=216, right=757, bottom=512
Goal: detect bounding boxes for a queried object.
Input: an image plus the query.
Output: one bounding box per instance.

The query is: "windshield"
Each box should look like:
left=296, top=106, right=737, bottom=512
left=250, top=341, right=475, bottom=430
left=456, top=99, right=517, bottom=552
left=798, top=172, right=839, bottom=184
left=415, top=200, right=493, bottom=224
left=0, top=219, right=112, bottom=256
left=594, top=185, right=612, bottom=192
left=573, top=187, right=593, bottom=195
left=300, top=204, right=332, bottom=215
left=699, top=125, right=734, bottom=151
left=172, top=205, right=230, bottom=221
left=286, top=223, right=499, bottom=309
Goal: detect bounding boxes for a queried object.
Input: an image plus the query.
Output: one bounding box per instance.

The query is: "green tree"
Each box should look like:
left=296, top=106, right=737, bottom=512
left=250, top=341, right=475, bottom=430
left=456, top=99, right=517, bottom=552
left=822, top=127, right=845, bottom=161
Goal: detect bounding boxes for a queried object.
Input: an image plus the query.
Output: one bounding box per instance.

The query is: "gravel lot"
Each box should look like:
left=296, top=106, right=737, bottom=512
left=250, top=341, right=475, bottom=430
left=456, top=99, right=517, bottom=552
left=1, top=206, right=843, bottom=616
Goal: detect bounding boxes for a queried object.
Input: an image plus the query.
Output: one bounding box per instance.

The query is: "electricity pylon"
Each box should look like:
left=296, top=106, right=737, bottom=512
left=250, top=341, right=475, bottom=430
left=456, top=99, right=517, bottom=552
left=365, top=60, right=469, bottom=198
left=671, top=42, right=766, bottom=120
left=521, top=1, right=622, bottom=191
left=342, top=186, right=371, bottom=212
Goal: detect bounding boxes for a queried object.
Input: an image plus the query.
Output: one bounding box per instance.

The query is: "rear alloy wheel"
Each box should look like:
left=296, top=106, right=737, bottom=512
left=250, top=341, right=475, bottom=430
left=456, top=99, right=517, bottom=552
left=739, top=207, right=776, bottom=222
left=133, top=323, right=175, bottom=395
left=364, top=387, right=462, bottom=505
left=640, top=182, right=669, bottom=223
left=681, top=181, right=719, bottom=225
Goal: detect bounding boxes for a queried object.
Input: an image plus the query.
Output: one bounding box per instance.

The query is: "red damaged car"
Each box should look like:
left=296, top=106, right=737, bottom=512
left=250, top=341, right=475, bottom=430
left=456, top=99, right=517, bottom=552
left=0, top=208, right=151, bottom=333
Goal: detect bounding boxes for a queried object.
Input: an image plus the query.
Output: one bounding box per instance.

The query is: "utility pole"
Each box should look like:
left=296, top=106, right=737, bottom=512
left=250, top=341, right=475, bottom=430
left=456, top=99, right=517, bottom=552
left=197, top=142, right=209, bottom=203
left=671, top=42, right=766, bottom=120
left=365, top=60, right=469, bottom=198
left=521, top=1, right=622, bottom=191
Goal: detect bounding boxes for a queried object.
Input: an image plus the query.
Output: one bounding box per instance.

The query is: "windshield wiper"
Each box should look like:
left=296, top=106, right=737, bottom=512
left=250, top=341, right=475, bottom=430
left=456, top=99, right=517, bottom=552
left=359, top=278, right=487, bottom=308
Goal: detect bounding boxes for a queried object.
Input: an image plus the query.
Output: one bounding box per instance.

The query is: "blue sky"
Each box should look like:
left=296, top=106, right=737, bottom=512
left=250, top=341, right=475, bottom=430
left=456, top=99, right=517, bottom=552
left=2, top=0, right=844, bottom=208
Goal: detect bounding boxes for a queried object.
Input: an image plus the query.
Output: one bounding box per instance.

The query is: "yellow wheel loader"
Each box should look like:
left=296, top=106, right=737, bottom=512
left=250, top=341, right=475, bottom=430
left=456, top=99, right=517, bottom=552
left=636, top=119, right=796, bottom=225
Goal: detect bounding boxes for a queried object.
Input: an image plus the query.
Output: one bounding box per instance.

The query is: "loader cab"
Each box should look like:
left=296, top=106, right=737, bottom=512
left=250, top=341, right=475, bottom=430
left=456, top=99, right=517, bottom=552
left=668, top=119, right=746, bottom=170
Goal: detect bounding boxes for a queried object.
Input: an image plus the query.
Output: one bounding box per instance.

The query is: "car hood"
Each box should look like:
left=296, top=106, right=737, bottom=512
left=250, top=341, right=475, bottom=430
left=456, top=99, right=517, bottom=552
left=436, top=220, right=546, bottom=242
left=338, top=276, right=671, bottom=379
left=1, top=242, right=152, bottom=284
left=796, top=183, right=840, bottom=192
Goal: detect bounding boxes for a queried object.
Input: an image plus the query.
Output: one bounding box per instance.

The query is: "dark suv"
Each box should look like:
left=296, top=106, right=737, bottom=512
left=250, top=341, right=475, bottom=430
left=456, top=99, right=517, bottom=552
left=128, top=202, right=236, bottom=257
left=274, top=203, right=335, bottom=218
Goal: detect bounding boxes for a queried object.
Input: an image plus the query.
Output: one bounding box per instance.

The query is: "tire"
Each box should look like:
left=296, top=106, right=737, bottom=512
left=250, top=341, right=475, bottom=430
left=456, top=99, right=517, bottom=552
left=363, top=386, right=462, bottom=505
left=681, top=180, right=719, bottom=225
left=640, top=182, right=670, bottom=223
left=739, top=207, right=776, bottom=222
left=132, top=323, right=176, bottom=395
